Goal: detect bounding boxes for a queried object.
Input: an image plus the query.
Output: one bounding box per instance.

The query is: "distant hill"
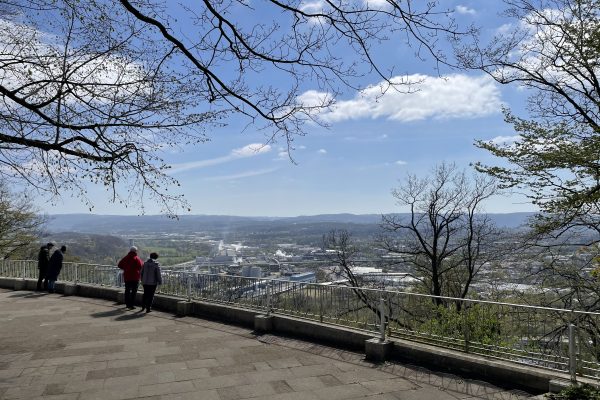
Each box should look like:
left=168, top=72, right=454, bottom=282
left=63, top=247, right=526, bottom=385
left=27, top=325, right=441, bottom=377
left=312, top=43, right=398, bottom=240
left=45, top=212, right=535, bottom=236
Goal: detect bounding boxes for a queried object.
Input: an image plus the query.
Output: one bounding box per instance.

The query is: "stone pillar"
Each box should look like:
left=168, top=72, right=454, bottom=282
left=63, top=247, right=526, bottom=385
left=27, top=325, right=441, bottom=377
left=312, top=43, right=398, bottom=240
left=63, top=283, right=77, bottom=296
left=549, top=379, right=571, bottom=394
left=365, top=338, right=393, bottom=362
left=254, top=314, right=274, bottom=333
left=177, top=301, right=193, bottom=317
left=13, top=279, right=26, bottom=291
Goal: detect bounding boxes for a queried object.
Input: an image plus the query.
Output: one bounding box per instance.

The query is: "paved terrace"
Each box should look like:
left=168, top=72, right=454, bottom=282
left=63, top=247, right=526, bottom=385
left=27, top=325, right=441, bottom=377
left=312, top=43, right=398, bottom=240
left=0, top=289, right=535, bottom=400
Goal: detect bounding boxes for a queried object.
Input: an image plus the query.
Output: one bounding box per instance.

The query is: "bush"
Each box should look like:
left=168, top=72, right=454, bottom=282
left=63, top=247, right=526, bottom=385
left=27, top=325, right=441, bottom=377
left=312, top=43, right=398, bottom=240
left=547, top=384, right=600, bottom=400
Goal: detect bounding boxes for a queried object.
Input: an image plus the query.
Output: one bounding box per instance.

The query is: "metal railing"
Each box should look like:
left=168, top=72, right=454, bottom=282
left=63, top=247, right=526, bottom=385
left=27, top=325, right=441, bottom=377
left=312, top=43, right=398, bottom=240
left=2, top=260, right=599, bottom=380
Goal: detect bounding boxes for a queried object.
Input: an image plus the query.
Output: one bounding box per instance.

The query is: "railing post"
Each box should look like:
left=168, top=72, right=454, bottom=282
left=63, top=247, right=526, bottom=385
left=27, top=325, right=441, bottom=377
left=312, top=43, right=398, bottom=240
left=187, top=273, right=192, bottom=302
left=266, top=282, right=271, bottom=316
left=21, top=260, right=26, bottom=279
left=319, top=285, right=324, bottom=323
left=379, top=297, right=386, bottom=342
left=74, top=264, right=78, bottom=283
left=568, top=323, right=577, bottom=383
left=463, top=309, right=470, bottom=353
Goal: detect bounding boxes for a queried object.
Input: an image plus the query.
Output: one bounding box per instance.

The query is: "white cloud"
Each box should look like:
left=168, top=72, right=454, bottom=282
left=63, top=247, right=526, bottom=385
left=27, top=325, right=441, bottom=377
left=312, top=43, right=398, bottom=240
left=300, top=1, right=324, bottom=13
left=231, top=143, right=271, bottom=157
left=317, top=149, right=327, bottom=154
left=276, top=151, right=289, bottom=161
left=296, top=90, right=334, bottom=108
left=490, top=135, right=521, bottom=145
left=306, top=74, right=502, bottom=123
left=204, top=168, right=278, bottom=181
left=456, top=5, right=476, bottom=15
left=495, top=23, right=513, bottom=35
left=170, top=143, right=272, bottom=174
left=395, top=160, right=407, bottom=165
left=363, top=0, right=392, bottom=10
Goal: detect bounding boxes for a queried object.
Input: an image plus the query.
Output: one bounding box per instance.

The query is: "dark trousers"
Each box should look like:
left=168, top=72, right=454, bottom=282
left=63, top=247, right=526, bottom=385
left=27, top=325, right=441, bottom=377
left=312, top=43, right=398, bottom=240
left=37, top=267, right=48, bottom=291
left=124, top=281, right=139, bottom=308
left=142, top=285, right=157, bottom=311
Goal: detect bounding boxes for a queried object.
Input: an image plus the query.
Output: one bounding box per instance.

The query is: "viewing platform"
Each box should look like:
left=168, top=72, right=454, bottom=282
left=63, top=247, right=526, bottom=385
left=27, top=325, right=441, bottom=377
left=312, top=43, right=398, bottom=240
left=0, top=288, right=534, bottom=400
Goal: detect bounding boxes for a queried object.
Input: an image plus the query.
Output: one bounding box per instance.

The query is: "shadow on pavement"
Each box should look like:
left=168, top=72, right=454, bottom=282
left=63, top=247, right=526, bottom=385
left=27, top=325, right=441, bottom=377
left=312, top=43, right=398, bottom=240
left=9, top=292, right=48, bottom=298
left=115, top=312, right=146, bottom=321
left=90, top=309, right=126, bottom=318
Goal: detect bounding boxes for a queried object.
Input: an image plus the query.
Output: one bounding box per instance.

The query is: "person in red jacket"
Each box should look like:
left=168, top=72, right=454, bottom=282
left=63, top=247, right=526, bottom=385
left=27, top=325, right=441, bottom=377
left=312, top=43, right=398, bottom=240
left=118, top=246, right=143, bottom=309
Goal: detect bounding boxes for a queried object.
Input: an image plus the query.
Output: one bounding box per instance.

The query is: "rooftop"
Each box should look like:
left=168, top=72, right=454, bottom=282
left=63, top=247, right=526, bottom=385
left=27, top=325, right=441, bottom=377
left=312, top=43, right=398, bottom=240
left=0, top=289, right=533, bottom=400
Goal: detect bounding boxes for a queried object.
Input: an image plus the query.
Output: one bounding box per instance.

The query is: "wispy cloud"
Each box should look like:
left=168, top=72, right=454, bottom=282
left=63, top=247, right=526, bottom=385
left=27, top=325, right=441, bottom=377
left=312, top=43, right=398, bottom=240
left=204, top=168, right=278, bottom=181
left=301, top=74, right=502, bottom=123
left=456, top=5, right=476, bottom=15
left=356, top=160, right=409, bottom=171
left=344, top=134, right=388, bottom=142
left=170, top=143, right=271, bottom=174
left=317, top=149, right=327, bottom=154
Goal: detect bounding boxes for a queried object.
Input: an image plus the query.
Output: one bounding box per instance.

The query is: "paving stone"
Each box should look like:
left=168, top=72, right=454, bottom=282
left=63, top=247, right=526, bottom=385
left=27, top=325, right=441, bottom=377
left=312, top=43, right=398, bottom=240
left=318, top=374, right=344, bottom=387
left=42, top=382, right=65, bottom=396
left=160, top=390, right=220, bottom=400
left=29, top=394, right=79, bottom=400
left=86, top=366, right=141, bottom=380
left=358, top=377, right=418, bottom=393
left=138, top=381, right=196, bottom=397
left=185, top=358, right=219, bottom=369
left=208, top=362, right=257, bottom=377
left=270, top=379, right=295, bottom=394
left=217, top=382, right=278, bottom=399
left=193, top=373, right=253, bottom=390
left=311, top=383, right=372, bottom=399
left=285, top=376, right=329, bottom=391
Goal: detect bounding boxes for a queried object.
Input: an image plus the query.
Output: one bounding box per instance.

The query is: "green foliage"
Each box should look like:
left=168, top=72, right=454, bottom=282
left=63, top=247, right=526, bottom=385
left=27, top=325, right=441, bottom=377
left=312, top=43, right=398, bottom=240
left=0, top=182, right=45, bottom=259
left=133, top=239, right=211, bottom=266
left=419, top=303, right=507, bottom=349
left=466, top=0, right=600, bottom=237
left=475, top=113, right=600, bottom=236
left=547, top=384, right=600, bottom=400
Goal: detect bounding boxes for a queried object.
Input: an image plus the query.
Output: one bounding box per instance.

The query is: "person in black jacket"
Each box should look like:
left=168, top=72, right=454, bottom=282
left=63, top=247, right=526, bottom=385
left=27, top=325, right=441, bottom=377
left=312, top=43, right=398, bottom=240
left=46, top=245, right=67, bottom=293
left=36, top=242, right=54, bottom=291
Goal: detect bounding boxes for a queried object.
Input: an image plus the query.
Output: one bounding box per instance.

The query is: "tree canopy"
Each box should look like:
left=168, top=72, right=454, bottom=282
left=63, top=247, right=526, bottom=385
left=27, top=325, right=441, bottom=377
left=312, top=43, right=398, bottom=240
left=456, top=0, right=600, bottom=239
left=0, top=0, right=466, bottom=214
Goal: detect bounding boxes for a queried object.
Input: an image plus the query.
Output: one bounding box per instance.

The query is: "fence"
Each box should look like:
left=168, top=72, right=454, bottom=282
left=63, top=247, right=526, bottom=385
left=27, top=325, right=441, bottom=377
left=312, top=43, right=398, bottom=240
left=1, top=260, right=598, bottom=380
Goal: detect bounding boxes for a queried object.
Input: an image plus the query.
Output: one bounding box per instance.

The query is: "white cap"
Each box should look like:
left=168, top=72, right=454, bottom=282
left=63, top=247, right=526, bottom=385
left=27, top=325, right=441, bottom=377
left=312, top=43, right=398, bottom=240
left=130, top=246, right=138, bottom=252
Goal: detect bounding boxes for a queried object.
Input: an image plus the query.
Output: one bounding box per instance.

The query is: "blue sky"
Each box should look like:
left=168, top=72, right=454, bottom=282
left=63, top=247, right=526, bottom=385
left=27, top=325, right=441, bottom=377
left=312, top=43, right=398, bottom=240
left=38, top=1, right=537, bottom=217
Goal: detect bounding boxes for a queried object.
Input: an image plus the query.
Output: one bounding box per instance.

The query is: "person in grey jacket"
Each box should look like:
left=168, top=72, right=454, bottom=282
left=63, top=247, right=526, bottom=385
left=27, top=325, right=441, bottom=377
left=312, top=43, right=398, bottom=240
left=140, top=252, right=162, bottom=313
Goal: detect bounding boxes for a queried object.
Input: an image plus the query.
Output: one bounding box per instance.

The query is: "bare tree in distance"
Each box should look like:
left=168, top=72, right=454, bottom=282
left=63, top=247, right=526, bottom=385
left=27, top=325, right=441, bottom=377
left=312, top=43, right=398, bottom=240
left=323, top=229, right=391, bottom=324
left=0, top=0, right=471, bottom=215
left=380, top=163, right=505, bottom=304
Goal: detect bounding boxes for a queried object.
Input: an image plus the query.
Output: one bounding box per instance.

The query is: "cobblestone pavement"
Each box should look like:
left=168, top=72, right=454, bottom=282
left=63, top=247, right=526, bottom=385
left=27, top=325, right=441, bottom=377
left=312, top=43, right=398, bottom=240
left=0, top=289, right=534, bottom=400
